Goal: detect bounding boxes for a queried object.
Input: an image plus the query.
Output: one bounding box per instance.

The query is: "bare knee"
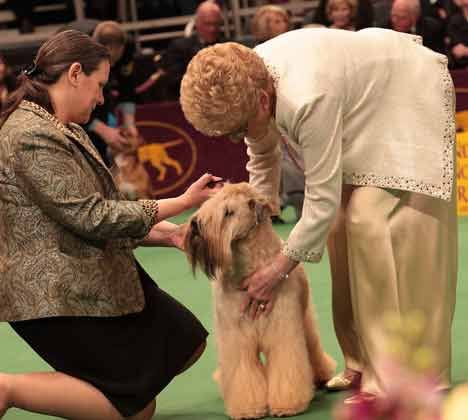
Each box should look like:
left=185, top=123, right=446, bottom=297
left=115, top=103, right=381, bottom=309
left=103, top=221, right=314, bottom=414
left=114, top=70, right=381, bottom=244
left=0, top=373, right=12, bottom=413
left=127, top=399, right=156, bottom=420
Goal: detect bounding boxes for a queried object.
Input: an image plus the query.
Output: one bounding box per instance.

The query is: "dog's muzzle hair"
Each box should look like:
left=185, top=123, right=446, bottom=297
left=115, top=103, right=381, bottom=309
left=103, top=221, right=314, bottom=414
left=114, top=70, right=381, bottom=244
left=184, top=183, right=273, bottom=280
left=185, top=216, right=217, bottom=278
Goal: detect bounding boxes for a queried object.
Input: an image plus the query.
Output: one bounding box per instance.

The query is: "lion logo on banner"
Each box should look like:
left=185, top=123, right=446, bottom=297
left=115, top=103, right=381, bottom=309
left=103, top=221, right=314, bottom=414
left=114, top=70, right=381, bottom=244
left=135, top=121, right=197, bottom=197
left=138, top=140, right=184, bottom=181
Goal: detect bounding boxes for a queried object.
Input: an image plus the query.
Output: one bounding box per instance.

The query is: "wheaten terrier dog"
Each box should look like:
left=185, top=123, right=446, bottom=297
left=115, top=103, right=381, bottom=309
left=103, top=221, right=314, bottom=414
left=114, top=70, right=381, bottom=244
left=185, top=182, right=336, bottom=419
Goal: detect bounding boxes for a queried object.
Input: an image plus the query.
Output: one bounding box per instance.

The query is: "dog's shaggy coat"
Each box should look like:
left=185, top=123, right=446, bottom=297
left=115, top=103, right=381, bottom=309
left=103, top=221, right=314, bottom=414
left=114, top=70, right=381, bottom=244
left=185, top=183, right=336, bottom=419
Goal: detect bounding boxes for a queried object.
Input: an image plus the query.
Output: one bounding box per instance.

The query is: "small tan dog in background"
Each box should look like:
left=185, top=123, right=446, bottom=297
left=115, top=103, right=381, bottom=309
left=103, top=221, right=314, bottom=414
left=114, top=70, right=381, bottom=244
left=185, top=182, right=336, bottom=419
left=110, top=127, right=153, bottom=199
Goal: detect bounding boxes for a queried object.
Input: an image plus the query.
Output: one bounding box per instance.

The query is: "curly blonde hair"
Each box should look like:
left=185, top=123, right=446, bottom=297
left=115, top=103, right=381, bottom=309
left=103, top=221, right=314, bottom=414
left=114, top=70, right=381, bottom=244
left=251, top=5, right=290, bottom=43
left=180, top=42, right=270, bottom=137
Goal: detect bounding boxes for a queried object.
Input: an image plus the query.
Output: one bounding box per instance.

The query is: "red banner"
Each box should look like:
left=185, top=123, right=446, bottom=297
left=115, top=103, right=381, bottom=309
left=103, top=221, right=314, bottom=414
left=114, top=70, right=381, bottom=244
left=135, top=101, right=248, bottom=198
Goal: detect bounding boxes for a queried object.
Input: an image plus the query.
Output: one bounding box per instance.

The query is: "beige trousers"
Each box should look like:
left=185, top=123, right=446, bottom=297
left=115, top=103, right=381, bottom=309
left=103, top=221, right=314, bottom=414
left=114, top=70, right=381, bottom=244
left=327, top=185, right=458, bottom=394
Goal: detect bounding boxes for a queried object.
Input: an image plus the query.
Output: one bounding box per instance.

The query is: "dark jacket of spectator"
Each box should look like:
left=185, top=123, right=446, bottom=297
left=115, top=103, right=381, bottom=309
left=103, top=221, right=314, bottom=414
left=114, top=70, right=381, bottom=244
left=88, top=41, right=137, bottom=164
left=153, top=33, right=226, bottom=101
left=447, top=13, right=468, bottom=68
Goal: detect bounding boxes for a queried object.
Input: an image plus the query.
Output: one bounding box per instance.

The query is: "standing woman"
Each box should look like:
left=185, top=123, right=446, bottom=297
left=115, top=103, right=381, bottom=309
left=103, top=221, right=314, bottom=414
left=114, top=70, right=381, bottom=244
left=180, top=28, right=458, bottom=400
left=0, top=30, right=220, bottom=419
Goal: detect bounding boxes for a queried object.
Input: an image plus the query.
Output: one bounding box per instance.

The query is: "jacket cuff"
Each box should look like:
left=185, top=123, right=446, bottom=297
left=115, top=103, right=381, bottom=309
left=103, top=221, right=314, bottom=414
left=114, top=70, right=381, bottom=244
left=139, top=199, right=159, bottom=227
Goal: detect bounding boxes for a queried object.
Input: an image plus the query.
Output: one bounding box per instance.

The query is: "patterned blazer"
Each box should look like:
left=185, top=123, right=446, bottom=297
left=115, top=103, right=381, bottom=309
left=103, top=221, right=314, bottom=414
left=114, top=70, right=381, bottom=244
left=0, top=101, right=158, bottom=322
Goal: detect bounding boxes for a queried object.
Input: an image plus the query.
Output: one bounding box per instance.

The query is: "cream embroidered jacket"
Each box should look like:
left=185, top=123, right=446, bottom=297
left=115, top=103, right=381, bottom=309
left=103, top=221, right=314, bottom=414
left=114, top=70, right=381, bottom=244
left=246, top=28, right=456, bottom=262
left=0, top=101, right=158, bottom=321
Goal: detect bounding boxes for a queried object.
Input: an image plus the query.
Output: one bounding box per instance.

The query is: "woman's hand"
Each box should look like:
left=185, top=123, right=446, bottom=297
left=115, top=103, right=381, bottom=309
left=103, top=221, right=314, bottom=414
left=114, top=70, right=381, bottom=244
left=141, top=221, right=186, bottom=248
left=181, top=173, right=224, bottom=209
left=103, top=126, right=131, bottom=152
left=170, top=223, right=188, bottom=250
left=124, top=124, right=139, bottom=139
left=241, top=253, right=298, bottom=319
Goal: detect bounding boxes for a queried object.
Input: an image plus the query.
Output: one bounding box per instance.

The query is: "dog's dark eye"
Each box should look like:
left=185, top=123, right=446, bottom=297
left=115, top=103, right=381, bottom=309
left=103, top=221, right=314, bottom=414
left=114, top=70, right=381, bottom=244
left=248, top=199, right=255, bottom=210
left=224, top=208, right=234, bottom=217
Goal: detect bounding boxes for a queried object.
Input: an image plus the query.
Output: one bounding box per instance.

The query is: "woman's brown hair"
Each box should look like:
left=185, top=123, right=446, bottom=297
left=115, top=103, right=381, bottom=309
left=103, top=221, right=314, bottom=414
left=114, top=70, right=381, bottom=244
left=0, top=29, right=110, bottom=127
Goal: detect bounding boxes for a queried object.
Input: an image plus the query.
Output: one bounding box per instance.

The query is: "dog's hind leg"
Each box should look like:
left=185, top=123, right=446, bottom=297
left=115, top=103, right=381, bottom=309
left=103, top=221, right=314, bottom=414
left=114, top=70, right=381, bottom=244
left=216, top=330, right=268, bottom=419
left=263, top=307, right=314, bottom=417
left=304, top=307, right=337, bottom=387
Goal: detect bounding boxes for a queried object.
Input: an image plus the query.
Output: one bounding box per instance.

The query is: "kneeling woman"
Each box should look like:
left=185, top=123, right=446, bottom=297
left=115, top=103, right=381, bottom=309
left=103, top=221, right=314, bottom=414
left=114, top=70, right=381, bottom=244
left=0, top=29, right=221, bottom=420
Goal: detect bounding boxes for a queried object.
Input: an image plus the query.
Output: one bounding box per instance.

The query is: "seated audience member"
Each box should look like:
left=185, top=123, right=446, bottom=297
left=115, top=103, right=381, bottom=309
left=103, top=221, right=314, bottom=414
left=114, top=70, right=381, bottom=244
left=140, top=0, right=200, bottom=18
left=88, top=21, right=139, bottom=166
left=146, top=1, right=225, bottom=101
left=6, top=0, right=75, bottom=33
left=373, top=0, right=393, bottom=27
left=326, top=0, right=358, bottom=29
left=57, top=19, right=101, bottom=36
left=0, top=54, right=15, bottom=110
left=85, top=0, right=117, bottom=20
left=250, top=5, right=299, bottom=224
left=6, top=0, right=35, bottom=33
left=389, top=0, right=445, bottom=52
left=447, top=0, right=468, bottom=68
left=303, top=0, right=374, bottom=29
left=250, top=4, right=290, bottom=45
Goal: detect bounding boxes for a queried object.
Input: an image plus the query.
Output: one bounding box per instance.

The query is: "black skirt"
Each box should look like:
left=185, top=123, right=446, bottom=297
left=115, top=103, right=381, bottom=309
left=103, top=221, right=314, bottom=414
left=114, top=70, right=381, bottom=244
left=10, top=262, right=209, bottom=417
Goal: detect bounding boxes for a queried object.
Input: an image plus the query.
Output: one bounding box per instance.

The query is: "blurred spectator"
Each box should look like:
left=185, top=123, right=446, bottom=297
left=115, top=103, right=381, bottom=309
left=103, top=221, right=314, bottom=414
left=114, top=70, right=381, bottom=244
left=372, top=0, right=393, bottom=27
left=139, top=0, right=200, bottom=18
left=6, top=0, right=75, bottom=33
left=249, top=5, right=303, bottom=223
left=142, top=0, right=226, bottom=101
left=251, top=4, right=290, bottom=44
left=85, top=0, right=117, bottom=20
left=0, top=55, right=15, bottom=110
left=57, top=19, right=100, bottom=36
left=327, top=0, right=358, bottom=29
left=447, top=0, right=468, bottom=67
left=6, top=0, right=36, bottom=33
left=87, top=21, right=139, bottom=167
left=303, top=0, right=374, bottom=29
left=420, top=0, right=449, bottom=22
left=389, top=0, right=445, bottom=52
left=249, top=5, right=300, bottom=223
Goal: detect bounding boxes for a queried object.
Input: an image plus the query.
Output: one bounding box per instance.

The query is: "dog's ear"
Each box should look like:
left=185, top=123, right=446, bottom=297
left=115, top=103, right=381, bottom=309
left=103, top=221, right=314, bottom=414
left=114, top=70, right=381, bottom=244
left=254, top=195, right=274, bottom=220
left=184, top=216, right=216, bottom=278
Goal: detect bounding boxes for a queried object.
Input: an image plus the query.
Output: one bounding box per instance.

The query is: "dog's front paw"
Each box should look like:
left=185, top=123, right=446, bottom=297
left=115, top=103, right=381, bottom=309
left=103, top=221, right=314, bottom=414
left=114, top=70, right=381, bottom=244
left=269, top=400, right=310, bottom=417
left=227, top=406, right=268, bottom=420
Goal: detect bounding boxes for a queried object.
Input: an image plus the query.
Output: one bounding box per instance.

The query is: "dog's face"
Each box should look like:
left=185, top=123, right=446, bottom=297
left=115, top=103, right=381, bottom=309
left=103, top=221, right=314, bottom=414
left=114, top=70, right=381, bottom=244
left=184, top=182, right=273, bottom=279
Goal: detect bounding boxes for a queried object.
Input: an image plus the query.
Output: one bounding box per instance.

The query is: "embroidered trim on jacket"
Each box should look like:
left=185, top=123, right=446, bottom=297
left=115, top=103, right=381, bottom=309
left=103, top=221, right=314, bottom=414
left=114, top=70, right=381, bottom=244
left=260, top=57, right=280, bottom=89
left=344, top=62, right=455, bottom=201
left=139, top=199, right=159, bottom=226
left=22, top=100, right=78, bottom=140
left=282, top=243, right=322, bottom=263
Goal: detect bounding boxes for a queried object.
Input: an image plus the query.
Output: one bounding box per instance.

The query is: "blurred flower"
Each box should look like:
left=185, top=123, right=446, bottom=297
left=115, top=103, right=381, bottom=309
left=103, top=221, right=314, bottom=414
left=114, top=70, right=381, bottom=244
left=442, top=384, right=468, bottom=420
left=334, top=310, right=444, bottom=420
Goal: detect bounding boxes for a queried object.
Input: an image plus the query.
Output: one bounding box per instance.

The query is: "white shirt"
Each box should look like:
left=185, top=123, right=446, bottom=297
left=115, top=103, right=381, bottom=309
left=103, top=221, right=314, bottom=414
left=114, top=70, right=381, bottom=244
left=246, top=28, right=455, bottom=262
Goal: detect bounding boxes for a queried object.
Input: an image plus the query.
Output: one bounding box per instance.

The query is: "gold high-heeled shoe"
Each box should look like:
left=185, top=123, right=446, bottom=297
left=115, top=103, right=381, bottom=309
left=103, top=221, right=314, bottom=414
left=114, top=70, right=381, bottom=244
left=325, top=370, right=361, bottom=391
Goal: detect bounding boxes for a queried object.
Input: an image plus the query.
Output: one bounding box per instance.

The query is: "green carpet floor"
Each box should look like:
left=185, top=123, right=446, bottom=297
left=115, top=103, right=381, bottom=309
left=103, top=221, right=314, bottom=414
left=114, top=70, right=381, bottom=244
left=1, top=209, right=467, bottom=419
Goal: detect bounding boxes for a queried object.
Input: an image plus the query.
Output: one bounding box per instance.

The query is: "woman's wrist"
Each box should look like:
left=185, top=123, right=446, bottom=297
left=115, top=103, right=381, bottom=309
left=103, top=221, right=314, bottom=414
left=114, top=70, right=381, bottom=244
left=271, top=261, right=289, bottom=283
left=179, top=192, right=194, bottom=211
left=271, top=253, right=297, bottom=283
